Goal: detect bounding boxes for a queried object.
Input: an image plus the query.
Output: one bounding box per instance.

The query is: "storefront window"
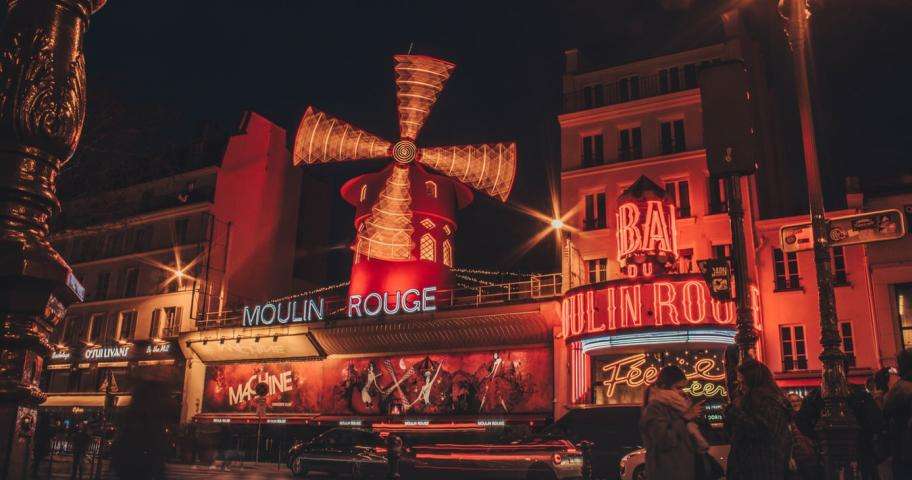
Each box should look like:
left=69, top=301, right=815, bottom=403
left=897, top=283, right=912, bottom=349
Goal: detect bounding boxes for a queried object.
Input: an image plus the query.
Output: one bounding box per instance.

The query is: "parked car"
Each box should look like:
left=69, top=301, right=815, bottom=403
left=287, top=426, right=585, bottom=479
left=618, top=428, right=730, bottom=480
left=530, top=406, right=643, bottom=480
left=287, top=427, right=387, bottom=479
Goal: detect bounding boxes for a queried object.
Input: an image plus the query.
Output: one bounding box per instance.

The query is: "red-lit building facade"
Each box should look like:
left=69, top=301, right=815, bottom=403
left=555, top=39, right=883, bottom=413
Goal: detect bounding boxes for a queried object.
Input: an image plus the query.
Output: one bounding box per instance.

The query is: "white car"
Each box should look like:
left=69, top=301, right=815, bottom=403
left=618, top=444, right=730, bottom=480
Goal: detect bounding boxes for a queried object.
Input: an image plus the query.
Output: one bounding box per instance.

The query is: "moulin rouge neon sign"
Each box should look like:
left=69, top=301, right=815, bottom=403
left=242, top=286, right=437, bottom=327
left=561, top=274, right=761, bottom=340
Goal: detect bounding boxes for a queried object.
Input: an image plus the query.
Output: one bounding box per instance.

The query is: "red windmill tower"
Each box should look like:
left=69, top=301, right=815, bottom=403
left=293, top=55, right=517, bottom=298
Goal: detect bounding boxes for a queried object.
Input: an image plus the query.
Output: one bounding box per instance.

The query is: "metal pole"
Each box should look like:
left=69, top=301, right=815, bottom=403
left=256, top=421, right=261, bottom=464
left=725, top=175, right=757, bottom=362
left=784, top=0, right=857, bottom=477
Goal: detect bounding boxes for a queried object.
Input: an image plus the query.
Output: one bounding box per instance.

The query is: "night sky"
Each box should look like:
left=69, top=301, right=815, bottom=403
left=78, top=0, right=911, bottom=281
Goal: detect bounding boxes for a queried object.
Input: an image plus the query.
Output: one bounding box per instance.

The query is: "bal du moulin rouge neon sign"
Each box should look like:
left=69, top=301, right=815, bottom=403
left=242, top=286, right=438, bottom=327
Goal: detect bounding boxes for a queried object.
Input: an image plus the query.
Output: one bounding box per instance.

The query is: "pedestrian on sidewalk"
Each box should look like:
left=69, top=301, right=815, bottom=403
left=639, top=365, right=708, bottom=480
left=69, top=421, right=91, bottom=480
left=725, top=360, right=792, bottom=480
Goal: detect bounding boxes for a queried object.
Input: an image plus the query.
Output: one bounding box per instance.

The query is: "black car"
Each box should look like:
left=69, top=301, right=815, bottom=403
left=287, top=427, right=387, bottom=479
left=531, top=406, right=643, bottom=480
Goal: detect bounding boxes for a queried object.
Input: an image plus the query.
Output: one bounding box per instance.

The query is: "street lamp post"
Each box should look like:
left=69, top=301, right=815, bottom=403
left=0, top=1, right=104, bottom=478
left=780, top=0, right=858, bottom=477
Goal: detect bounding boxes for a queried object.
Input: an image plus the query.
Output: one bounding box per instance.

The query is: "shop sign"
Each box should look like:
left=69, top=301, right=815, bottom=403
left=83, top=345, right=132, bottom=361
left=697, top=258, right=732, bottom=301
left=561, top=274, right=761, bottom=341
left=780, top=208, right=907, bottom=253
left=50, top=350, right=71, bottom=362
left=242, top=286, right=438, bottom=328
left=593, top=349, right=728, bottom=406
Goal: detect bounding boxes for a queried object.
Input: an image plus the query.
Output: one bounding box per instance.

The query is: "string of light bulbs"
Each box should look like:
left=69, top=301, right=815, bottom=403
left=267, top=281, right=350, bottom=303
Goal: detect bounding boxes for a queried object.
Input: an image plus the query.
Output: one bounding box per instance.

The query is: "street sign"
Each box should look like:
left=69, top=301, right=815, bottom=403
left=780, top=208, right=907, bottom=253
left=697, top=258, right=733, bottom=301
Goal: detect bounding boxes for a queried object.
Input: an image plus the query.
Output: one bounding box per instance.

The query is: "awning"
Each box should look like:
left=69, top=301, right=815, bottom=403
left=308, top=300, right=560, bottom=356
left=42, top=394, right=132, bottom=408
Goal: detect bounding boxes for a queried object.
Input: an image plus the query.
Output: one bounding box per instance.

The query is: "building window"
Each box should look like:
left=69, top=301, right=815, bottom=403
left=664, top=180, right=691, bottom=218
left=132, top=226, right=152, bottom=252
left=840, top=321, right=856, bottom=368
left=582, top=134, right=604, bottom=167
left=618, top=127, right=642, bottom=161
left=442, top=240, right=453, bottom=267
left=63, top=316, right=84, bottom=345
left=174, top=218, right=190, bottom=244
left=587, top=258, right=608, bottom=283
left=419, top=234, right=435, bottom=262
left=780, top=324, right=808, bottom=371
left=660, top=120, right=686, bottom=154
left=87, top=313, right=107, bottom=345
left=683, top=63, right=698, bottom=89
left=359, top=185, right=368, bottom=202
left=122, top=267, right=140, bottom=297
left=425, top=181, right=437, bottom=198
left=897, top=283, right=912, bottom=349
left=151, top=306, right=181, bottom=339
left=583, top=193, right=607, bottom=230
left=677, top=248, right=694, bottom=273
left=712, top=244, right=732, bottom=259
left=773, top=248, right=800, bottom=290
left=94, top=271, right=111, bottom=301
left=659, top=66, right=682, bottom=93
left=117, top=311, right=137, bottom=342
left=832, top=246, right=848, bottom=285
left=582, top=84, right=605, bottom=108
left=618, top=76, right=640, bottom=102
left=708, top=176, right=728, bottom=214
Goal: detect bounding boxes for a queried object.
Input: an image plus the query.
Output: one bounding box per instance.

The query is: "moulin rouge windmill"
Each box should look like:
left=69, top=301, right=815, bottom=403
left=293, top=55, right=517, bottom=298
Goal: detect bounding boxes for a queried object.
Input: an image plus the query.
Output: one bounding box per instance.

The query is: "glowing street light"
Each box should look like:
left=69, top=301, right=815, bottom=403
left=550, top=218, right=565, bottom=230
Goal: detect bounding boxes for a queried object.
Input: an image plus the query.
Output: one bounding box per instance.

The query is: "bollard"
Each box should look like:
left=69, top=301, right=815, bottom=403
left=579, top=440, right=594, bottom=480
left=386, top=434, right=402, bottom=480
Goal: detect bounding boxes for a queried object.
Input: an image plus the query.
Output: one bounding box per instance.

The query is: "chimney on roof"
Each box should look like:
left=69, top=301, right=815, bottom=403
left=845, top=176, right=863, bottom=210
left=564, top=49, right=580, bottom=74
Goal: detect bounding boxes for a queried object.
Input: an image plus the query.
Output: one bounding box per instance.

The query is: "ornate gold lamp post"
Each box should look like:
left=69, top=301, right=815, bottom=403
left=0, top=0, right=104, bottom=477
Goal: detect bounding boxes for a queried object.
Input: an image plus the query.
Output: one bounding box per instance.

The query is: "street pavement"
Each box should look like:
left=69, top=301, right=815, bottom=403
left=35, top=455, right=298, bottom=479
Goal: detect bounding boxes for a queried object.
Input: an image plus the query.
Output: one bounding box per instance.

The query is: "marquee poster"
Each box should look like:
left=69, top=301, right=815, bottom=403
left=202, top=347, right=552, bottom=416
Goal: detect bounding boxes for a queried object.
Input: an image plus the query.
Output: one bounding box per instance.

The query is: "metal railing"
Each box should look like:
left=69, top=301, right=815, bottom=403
left=563, top=70, right=699, bottom=114
left=194, top=273, right=564, bottom=331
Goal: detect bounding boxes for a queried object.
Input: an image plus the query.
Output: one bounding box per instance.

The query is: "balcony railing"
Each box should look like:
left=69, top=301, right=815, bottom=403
left=194, top=273, right=564, bottom=331
left=563, top=71, right=699, bottom=114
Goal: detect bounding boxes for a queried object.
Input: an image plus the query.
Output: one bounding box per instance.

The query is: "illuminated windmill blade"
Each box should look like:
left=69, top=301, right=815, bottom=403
left=356, top=166, right=415, bottom=261
left=292, top=106, right=392, bottom=166
left=394, top=55, right=455, bottom=141
left=418, top=143, right=517, bottom=201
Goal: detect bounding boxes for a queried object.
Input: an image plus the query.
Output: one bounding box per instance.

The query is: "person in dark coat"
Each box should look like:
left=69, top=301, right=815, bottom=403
left=725, top=360, right=793, bottom=480
left=639, top=365, right=707, bottom=480
left=796, top=361, right=885, bottom=480
left=32, top=412, right=54, bottom=477
left=70, top=421, right=92, bottom=480
left=885, top=349, right=912, bottom=478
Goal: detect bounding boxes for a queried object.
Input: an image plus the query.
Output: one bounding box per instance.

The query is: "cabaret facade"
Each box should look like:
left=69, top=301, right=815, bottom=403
left=556, top=39, right=881, bottom=414
left=179, top=55, right=564, bottom=431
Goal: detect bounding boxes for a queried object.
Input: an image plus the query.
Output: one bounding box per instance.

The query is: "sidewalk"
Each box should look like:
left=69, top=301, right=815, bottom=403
left=34, top=455, right=296, bottom=479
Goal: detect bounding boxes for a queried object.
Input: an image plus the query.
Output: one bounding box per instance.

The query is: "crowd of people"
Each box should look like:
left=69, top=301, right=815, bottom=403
left=640, top=350, right=912, bottom=480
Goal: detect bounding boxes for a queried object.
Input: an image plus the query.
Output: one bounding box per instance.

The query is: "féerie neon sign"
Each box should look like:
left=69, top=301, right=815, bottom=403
left=599, top=352, right=727, bottom=399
